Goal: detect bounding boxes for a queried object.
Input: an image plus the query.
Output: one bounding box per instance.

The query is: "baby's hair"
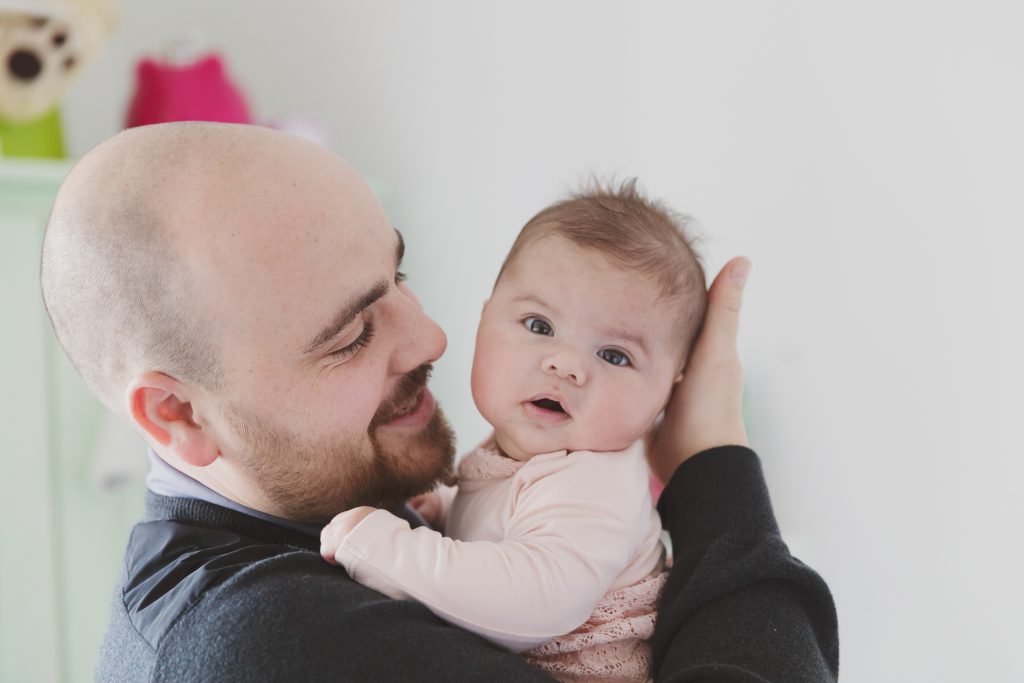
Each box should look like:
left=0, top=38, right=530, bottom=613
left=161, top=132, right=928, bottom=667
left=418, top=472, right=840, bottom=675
left=496, top=178, right=707, bottom=364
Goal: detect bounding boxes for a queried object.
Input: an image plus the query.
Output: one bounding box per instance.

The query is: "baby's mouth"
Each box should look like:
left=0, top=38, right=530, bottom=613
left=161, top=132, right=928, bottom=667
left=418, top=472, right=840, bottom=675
left=525, top=392, right=571, bottom=423
left=531, top=398, right=565, bottom=414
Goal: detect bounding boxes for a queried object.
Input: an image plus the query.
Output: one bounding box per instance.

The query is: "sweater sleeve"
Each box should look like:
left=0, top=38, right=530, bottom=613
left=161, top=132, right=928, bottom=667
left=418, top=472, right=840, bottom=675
left=153, top=552, right=556, bottom=683
left=333, top=449, right=654, bottom=652
left=650, top=446, right=840, bottom=682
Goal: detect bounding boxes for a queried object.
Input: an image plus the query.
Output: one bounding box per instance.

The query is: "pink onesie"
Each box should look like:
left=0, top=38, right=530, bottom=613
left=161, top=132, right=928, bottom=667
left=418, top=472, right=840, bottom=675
left=334, top=438, right=667, bottom=681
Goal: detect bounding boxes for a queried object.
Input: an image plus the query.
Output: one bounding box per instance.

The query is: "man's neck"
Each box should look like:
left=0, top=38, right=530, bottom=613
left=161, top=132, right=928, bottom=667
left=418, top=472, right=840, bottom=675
left=145, top=449, right=323, bottom=536
left=145, top=449, right=429, bottom=533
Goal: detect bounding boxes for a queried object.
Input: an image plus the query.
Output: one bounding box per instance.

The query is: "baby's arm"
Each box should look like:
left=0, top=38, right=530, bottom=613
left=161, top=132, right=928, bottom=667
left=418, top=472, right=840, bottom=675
left=319, top=449, right=652, bottom=652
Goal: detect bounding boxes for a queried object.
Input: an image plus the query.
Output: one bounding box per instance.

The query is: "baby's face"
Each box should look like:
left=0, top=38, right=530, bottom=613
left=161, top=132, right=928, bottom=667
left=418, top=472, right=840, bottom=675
left=471, top=236, right=685, bottom=461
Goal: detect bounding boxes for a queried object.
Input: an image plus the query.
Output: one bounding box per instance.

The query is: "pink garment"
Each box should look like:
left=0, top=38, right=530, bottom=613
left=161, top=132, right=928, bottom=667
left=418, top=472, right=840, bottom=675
left=334, top=438, right=665, bottom=681
left=125, top=54, right=251, bottom=128
left=526, top=571, right=667, bottom=682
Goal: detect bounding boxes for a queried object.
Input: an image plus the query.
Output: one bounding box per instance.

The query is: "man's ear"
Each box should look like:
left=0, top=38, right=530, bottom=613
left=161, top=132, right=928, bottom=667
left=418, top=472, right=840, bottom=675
left=126, top=372, right=221, bottom=468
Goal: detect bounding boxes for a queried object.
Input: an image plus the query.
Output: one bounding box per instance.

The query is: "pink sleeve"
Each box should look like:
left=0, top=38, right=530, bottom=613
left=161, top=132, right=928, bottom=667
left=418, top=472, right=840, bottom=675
left=332, top=448, right=654, bottom=652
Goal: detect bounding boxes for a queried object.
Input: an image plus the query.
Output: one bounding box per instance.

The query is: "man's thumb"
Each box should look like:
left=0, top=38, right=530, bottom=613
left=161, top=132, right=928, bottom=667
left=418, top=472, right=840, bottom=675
left=704, top=257, right=750, bottom=346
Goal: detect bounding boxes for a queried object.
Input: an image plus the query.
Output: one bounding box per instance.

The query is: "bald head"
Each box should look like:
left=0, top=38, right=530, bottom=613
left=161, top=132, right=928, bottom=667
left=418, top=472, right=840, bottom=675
left=40, top=122, right=364, bottom=416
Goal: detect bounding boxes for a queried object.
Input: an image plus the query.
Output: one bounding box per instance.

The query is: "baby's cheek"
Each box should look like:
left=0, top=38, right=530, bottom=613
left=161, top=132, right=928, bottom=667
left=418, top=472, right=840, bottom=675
left=470, top=347, right=508, bottom=420
left=587, top=402, right=646, bottom=452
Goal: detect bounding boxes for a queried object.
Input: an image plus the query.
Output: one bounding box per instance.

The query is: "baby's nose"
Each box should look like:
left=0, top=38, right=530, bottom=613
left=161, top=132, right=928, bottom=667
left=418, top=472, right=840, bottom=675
left=543, top=351, right=587, bottom=385
left=9, top=49, right=43, bottom=81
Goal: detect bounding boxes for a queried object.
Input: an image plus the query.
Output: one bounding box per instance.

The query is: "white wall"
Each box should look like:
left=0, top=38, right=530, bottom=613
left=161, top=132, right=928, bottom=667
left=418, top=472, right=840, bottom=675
left=63, top=2, right=1024, bottom=680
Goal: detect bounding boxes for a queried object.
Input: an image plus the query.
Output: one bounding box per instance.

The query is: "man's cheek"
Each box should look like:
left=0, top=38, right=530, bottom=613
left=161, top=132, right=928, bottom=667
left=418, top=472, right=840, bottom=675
left=324, top=380, right=381, bottom=428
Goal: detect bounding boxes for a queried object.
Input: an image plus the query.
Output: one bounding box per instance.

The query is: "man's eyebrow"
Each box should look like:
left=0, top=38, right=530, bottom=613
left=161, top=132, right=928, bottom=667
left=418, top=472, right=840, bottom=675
left=304, top=281, right=389, bottom=355
left=303, top=229, right=404, bottom=356
left=395, top=228, right=405, bottom=265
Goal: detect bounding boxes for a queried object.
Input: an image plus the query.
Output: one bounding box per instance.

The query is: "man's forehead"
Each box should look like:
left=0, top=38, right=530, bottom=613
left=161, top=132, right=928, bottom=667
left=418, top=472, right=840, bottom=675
left=196, top=193, right=397, bottom=352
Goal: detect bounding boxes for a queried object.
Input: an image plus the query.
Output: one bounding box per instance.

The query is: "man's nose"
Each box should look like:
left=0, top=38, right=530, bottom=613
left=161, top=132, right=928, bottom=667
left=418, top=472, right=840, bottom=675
left=389, top=287, right=446, bottom=374
left=542, top=349, right=587, bottom=386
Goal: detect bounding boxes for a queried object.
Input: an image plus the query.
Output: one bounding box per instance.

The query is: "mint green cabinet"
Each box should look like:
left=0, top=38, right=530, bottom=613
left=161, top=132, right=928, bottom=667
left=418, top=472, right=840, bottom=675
left=1, top=160, right=145, bottom=682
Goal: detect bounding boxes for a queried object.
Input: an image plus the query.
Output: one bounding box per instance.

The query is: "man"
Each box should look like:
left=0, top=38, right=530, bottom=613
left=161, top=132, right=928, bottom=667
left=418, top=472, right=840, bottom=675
left=40, top=122, right=838, bottom=681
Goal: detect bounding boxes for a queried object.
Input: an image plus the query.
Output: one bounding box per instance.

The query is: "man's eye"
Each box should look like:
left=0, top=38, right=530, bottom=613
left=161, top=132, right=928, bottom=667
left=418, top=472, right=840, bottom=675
left=523, top=316, right=553, bottom=336
left=329, top=321, right=375, bottom=361
left=598, top=348, right=630, bottom=367
left=395, top=270, right=407, bottom=284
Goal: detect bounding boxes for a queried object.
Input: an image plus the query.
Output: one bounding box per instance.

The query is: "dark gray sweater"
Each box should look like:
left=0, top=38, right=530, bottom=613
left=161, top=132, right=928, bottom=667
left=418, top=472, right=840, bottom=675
left=95, top=446, right=839, bottom=681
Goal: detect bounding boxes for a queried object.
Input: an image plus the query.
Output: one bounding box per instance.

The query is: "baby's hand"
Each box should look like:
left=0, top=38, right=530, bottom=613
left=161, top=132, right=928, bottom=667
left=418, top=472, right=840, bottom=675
left=409, top=491, right=443, bottom=526
left=320, top=506, right=376, bottom=564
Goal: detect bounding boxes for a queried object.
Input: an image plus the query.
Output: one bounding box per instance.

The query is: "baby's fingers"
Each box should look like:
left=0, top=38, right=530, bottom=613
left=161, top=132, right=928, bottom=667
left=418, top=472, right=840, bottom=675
left=319, top=528, right=339, bottom=565
left=320, top=522, right=345, bottom=564
left=320, top=507, right=376, bottom=564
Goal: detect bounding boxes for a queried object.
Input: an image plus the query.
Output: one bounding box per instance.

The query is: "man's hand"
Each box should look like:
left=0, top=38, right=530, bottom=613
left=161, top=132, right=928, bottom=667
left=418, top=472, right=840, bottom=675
left=320, top=506, right=376, bottom=565
left=647, top=257, right=751, bottom=485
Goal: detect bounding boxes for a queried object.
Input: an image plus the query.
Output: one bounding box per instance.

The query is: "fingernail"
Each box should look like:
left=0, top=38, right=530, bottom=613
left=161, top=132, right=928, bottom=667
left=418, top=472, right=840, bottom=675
left=730, top=259, right=751, bottom=286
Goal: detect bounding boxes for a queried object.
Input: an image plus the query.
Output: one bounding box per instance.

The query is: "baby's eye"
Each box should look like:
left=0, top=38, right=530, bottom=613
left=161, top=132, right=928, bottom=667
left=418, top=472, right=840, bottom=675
left=523, top=316, right=553, bottom=336
left=598, top=348, right=630, bottom=367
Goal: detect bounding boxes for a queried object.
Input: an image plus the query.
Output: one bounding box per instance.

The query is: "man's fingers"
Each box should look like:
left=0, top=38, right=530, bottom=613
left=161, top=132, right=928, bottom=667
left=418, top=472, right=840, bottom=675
left=700, top=257, right=750, bottom=352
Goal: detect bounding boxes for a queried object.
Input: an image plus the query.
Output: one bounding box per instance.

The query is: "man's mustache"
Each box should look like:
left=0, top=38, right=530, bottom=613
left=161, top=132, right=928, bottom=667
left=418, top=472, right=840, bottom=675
left=370, top=364, right=433, bottom=426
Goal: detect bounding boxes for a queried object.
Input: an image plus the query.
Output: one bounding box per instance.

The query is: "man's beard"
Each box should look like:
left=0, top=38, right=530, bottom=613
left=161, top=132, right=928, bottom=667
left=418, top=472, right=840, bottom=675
left=226, top=365, right=455, bottom=525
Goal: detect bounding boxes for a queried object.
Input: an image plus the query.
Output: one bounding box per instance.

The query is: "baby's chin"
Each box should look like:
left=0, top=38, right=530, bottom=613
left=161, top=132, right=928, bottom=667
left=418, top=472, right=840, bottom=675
left=494, top=428, right=633, bottom=461
left=492, top=431, right=540, bottom=462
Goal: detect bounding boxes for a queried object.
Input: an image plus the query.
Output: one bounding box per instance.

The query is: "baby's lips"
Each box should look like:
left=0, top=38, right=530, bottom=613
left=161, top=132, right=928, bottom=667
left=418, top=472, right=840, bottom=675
left=526, top=392, right=572, bottom=418
left=524, top=393, right=573, bottom=419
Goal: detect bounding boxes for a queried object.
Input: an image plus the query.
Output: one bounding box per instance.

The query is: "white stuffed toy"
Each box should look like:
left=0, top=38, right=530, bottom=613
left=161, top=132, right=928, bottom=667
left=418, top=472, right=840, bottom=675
left=0, top=0, right=115, bottom=157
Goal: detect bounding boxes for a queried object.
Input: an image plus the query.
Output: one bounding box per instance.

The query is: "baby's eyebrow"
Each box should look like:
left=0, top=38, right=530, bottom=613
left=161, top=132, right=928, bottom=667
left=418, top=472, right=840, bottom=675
left=512, top=293, right=557, bottom=312
left=515, top=293, right=649, bottom=354
left=603, top=328, right=649, bottom=355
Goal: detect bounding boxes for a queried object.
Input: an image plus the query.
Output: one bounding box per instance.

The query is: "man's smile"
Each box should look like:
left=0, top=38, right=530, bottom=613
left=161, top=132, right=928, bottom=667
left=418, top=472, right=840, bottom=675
left=381, top=387, right=435, bottom=428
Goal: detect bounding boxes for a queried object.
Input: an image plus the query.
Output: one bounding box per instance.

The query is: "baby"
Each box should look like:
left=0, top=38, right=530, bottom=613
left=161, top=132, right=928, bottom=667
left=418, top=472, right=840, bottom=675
left=321, top=180, right=706, bottom=682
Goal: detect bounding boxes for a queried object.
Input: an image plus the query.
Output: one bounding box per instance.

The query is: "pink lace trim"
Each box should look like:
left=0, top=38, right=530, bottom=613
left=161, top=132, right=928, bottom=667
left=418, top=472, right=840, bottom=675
left=524, top=571, right=667, bottom=682
left=457, top=441, right=524, bottom=482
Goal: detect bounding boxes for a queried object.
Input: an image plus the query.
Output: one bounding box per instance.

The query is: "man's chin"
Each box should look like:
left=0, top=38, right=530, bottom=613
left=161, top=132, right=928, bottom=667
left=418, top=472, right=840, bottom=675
left=234, top=399, right=455, bottom=526
left=375, top=409, right=456, bottom=491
